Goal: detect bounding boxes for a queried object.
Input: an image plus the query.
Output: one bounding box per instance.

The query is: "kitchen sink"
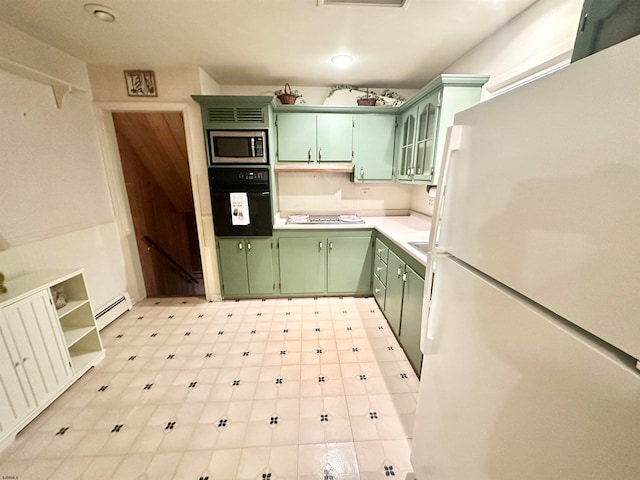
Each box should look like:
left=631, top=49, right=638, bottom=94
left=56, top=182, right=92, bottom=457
left=408, top=241, right=429, bottom=255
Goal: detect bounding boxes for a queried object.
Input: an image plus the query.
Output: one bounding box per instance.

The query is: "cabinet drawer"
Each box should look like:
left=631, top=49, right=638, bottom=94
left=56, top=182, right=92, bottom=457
left=374, top=256, right=388, bottom=285
left=373, top=275, right=386, bottom=310
left=375, top=238, right=389, bottom=263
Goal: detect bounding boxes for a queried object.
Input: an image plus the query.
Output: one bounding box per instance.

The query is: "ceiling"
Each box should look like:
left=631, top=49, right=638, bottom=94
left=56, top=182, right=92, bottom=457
left=0, top=0, right=540, bottom=89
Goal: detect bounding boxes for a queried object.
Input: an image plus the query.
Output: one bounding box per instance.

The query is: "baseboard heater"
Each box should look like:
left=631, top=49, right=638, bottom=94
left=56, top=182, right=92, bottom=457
left=94, top=293, right=132, bottom=330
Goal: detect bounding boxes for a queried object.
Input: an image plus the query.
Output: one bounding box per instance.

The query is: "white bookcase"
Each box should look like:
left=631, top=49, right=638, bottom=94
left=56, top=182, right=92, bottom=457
left=0, top=269, right=105, bottom=451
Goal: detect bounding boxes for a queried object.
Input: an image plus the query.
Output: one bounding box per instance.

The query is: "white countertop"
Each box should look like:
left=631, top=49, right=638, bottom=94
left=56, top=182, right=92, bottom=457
left=274, top=212, right=431, bottom=266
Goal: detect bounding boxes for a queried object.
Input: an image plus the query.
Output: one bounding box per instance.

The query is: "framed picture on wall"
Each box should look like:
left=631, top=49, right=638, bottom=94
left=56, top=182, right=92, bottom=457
left=124, top=70, right=157, bottom=97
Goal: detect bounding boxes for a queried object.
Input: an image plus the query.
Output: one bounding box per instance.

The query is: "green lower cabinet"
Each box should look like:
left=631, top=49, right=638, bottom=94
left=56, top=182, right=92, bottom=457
left=373, top=236, right=426, bottom=375
left=384, top=250, right=405, bottom=337
left=327, top=236, right=373, bottom=294
left=373, top=275, right=386, bottom=309
left=399, top=266, right=425, bottom=373
left=217, top=238, right=274, bottom=297
left=278, top=236, right=326, bottom=294
left=245, top=238, right=275, bottom=295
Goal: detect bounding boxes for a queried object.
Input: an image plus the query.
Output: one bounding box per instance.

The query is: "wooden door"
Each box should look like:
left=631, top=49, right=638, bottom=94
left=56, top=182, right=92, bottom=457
left=112, top=112, right=203, bottom=297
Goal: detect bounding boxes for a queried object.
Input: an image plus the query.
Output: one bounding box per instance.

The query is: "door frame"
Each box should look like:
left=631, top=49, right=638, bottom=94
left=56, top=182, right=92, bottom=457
left=93, top=101, right=222, bottom=302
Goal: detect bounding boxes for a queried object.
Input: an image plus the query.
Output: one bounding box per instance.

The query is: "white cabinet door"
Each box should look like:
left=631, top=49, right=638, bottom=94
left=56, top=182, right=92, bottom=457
left=1, top=291, right=72, bottom=406
left=0, top=319, right=32, bottom=436
left=412, top=257, right=640, bottom=480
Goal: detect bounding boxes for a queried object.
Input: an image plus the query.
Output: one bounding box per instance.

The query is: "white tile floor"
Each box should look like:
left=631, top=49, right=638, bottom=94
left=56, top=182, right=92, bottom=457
left=0, top=296, right=420, bottom=479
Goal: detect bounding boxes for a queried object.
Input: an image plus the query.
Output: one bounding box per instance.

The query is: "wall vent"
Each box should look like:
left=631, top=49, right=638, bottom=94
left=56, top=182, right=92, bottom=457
left=236, top=107, right=265, bottom=123
left=207, top=106, right=265, bottom=124
left=207, top=107, right=236, bottom=123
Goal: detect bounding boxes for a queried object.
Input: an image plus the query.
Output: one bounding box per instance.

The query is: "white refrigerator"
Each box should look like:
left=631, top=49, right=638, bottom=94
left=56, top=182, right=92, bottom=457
left=411, top=35, right=640, bottom=479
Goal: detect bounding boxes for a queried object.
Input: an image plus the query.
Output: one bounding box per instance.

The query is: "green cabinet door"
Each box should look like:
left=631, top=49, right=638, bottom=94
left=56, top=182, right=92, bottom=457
left=396, top=108, right=416, bottom=181
left=276, top=113, right=317, bottom=162
left=217, top=238, right=249, bottom=296
left=399, top=266, right=425, bottom=373
left=413, top=92, right=440, bottom=182
left=316, top=114, right=353, bottom=162
left=353, top=115, right=396, bottom=182
left=384, top=250, right=405, bottom=337
left=245, top=238, right=274, bottom=295
left=327, top=236, right=373, bottom=294
left=279, top=237, right=326, bottom=294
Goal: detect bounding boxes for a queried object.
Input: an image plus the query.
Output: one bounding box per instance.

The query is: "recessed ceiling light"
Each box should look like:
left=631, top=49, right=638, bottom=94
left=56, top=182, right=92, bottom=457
left=84, top=3, right=118, bottom=22
left=331, top=55, right=354, bottom=67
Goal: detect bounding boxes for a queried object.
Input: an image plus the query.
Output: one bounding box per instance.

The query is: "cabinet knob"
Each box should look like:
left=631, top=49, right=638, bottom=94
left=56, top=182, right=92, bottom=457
left=319, top=241, right=323, bottom=250
left=329, top=242, right=333, bottom=250
left=319, top=148, right=322, bottom=161
left=376, top=267, right=382, bottom=272
left=14, top=361, right=20, bottom=368
left=308, top=148, right=312, bottom=162
left=247, top=242, right=251, bottom=251
left=360, top=168, right=364, bottom=179
left=402, top=273, right=407, bottom=282
left=397, top=267, right=402, bottom=277
left=238, top=242, right=243, bottom=250
left=375, top=288, right=380, bottom=294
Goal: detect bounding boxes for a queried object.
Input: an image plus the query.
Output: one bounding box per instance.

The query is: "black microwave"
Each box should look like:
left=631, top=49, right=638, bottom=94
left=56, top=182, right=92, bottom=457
left=208, top=130, right=267, bottom=164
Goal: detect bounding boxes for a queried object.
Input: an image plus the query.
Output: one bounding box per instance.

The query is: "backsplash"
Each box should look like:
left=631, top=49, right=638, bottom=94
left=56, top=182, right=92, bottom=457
left=276, top=173, right=412, bottom=216
left=410, top=184, right=437, bottom=217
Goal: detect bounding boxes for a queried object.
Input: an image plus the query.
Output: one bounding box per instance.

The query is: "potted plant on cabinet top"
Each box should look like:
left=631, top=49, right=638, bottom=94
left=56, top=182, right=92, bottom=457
left=274, top=83, right=306, bottom=104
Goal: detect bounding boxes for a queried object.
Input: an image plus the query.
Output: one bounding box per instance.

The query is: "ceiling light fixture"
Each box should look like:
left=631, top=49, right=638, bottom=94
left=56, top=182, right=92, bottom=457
left=331, top=55, right=354, bottom=67
left=84, top=3, right=118, bottom=22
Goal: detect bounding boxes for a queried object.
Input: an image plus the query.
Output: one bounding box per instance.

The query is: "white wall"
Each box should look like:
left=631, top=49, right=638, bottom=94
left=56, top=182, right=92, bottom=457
left=219, top=85, right=418, bottom=107
left=86, top=64, right=222, bottom=301
left=410, top=0, right=584, bottom=215
left=445, top=0, right=583, bottom=96
left=0, top=22, right=128, bottom=310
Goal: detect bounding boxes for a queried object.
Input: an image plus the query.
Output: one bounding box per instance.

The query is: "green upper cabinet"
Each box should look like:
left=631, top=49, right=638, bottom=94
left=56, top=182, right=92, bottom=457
left=217, top=238, right=274, bottom=297
left=398, top=91, right=439, bottom=182
left=395, top=75, right=489, bottom=185
left=192, top=95, right=272, bottom=130
left=327, top=236, right=373, bottom=294
left=275, top=113, right=316, bottom=162
left=353, top=115, right=396, bottom=182
left=316, top=114, right=353, bottom=162
left=276, top=112, right=353, bottom=163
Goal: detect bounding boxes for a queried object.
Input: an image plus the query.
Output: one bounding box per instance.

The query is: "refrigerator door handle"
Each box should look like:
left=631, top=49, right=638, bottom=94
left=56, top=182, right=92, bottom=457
left=429, top=125, right=463, bottom=253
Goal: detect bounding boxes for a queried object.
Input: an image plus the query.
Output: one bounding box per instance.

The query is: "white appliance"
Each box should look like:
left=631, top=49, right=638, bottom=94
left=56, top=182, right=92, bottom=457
left=411, top=35, right=640, bottom=479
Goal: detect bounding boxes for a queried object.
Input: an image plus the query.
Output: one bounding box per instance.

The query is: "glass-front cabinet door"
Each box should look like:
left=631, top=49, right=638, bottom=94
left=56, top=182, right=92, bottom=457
left=398, top=109, right=416, bottom=179
left=413, top=91, right=440, bottom=182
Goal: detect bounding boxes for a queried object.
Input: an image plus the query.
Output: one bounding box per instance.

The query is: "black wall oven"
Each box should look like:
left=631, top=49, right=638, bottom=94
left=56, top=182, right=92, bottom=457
left=208, top=166, right=272, bottom=237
